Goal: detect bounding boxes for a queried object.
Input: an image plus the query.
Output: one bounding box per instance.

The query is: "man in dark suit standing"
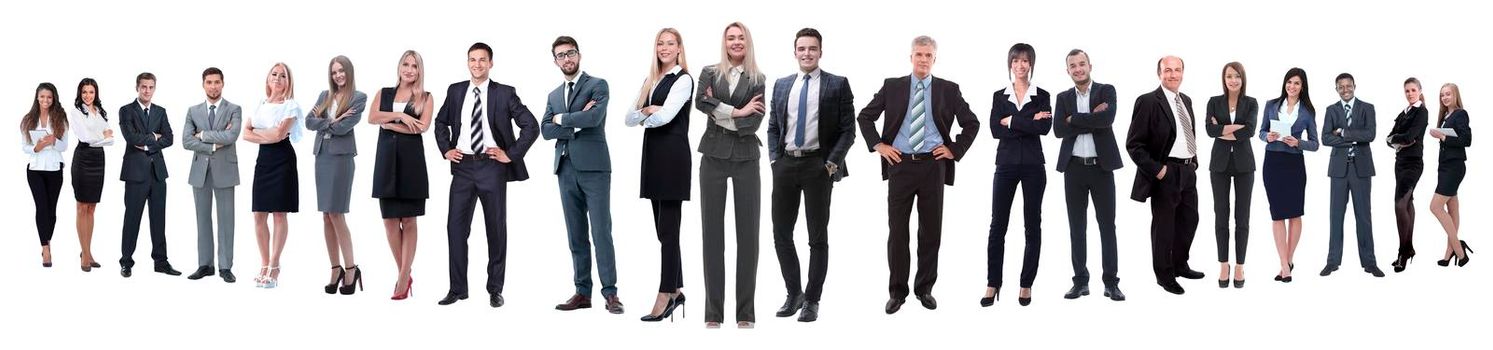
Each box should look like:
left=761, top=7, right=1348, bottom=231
left=767, top=28, right=854, bottom=323
left=857, top=36, right=980, bottom=314
left=1053, top=49, right=1125, bottom=301
left=435, top=42, right=539, bottom=308
left=118, top=72, right=181, bottom=278
left=1321, top=73, right=1383, bottom=277
left=541, top=36, right=624, bottom=314
left=1125, top=56, right=1203, bottom=295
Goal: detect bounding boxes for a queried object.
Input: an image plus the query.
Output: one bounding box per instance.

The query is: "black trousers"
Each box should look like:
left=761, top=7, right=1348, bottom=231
left=1149, top=161, right=1200, bottom=282
left=121, top=177, right=169, bottom=269
left=446, top=158, right=508, bottom=295
left=652, top=199, right=684, bottom=292
left=27, top=169, right=63, bottom=246
left=1210, top=170, right=1253, bottom=264
left=886, top=158, right=945, bottom=300
left=771, top=155, right=833, bottom=302
left=1393, top=157, right=1423, bottom=258
left=988, top=164, right=1045, bottom=290
left=1063, top=159, right=1119, bottom=287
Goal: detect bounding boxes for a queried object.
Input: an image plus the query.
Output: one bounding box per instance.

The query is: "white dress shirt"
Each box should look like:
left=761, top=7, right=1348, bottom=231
left=1163, top=88, right=1195, bottom=158
left=68, top=106, right=114, bottom=147
left=1072, top=82, right=1097, bottom=157
left=709, top=65, right=745, bottom=131
left=626, top=65, right=692, bottom=128
left=785, top=68, right=823, bottom=152
left=457, top=79, right=499, bottom=154
left=554, top=72, right=584, bottom=126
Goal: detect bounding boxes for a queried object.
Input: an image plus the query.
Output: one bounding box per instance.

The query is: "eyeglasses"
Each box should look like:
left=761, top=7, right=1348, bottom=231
left=554, top=49, right=579, bottom=60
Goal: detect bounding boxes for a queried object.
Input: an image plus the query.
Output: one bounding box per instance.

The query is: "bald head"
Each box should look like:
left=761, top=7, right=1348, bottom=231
left=1157, top=56, right=1185, bottom=92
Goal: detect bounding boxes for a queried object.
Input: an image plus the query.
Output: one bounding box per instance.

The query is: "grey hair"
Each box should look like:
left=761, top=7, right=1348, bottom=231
left=911, top=35, right=937, bottom=49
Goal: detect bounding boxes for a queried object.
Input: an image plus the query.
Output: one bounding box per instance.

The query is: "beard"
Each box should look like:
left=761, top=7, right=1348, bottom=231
left=562, top=64, right=579, bottom=76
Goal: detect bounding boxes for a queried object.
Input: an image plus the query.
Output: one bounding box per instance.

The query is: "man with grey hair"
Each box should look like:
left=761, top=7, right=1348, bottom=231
left=858, top=35, right=980, bottom=314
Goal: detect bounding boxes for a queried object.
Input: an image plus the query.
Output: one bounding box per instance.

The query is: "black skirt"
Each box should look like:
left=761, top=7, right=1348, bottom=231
left=1262, top=151, right=1306, bottom=220
left=70, top=143, right=106, bottom=203
left=252, top=139, right=299, bottom=212
left=1435, top=160, right=1466, bottom=196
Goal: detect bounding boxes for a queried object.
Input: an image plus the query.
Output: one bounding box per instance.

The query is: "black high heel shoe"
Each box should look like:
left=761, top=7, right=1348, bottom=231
left=980, top=288, right=998, bottom=307
left=324, top=265, right=345, bottom=294
left=1457, top=240, right=1474, bottom=267
left=640, top=294, right=684, bottom=322
left=340, top=265, right=363, bottom=295
left=1018, top=288, right=1032, bottom=307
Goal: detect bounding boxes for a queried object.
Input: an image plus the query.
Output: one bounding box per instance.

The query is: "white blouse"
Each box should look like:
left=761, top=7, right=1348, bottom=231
left=68, top=106, right=114, bottom=147
left=20, top=123, right=68, bottom=171
left=626, top=65, right=693, bottom=128
left=253, top=99, right=304, bottom=143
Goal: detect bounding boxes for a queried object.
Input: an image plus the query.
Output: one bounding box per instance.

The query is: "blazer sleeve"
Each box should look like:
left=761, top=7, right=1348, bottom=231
left=507, top=90, right=541, bottom=159
left=119, top=106, right=159, bottom=150
left=765, top=79, right=785, bottom=162
left=729, top=74, right=768, bottom=134
left=694, top=67, right=722, bottom=115
left=1126, top=97, right=1162, bottom=178
left=1204, top=97, right=1226, bottom=138
left=1340, top=103, right=1375, bottom=143
left=947, top=83, right=981, bottom=160
left=541, top=90, right=575, bottom=141
left=1444, top=111, right=1473, bottom=147
left=1298, top=112, right=1320, bottom=152
left=308, top=92, right=366, bottom=136
left=557, top=79, right=609, bottom=129
left=433, top=87, right=456, bottom=155
left=181, top=107, right=212, bottom=153
left=1235, top=98, right=1258, bottom=140
left=153, top=108, right=174, bottom=150
left=1322, top=107, right=1347, bottom=147
left=1068, top=85, right=1117, bottom=130
left=857, top=80, right=891, bottom=151
left=829, top=76, right=857, bottom=165
left=199, top=105, right=242, bottom=145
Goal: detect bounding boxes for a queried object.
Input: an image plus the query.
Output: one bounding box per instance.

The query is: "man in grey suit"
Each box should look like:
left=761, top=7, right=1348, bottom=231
left=541, top=36, right=622, bottom=314
left=1321, top=73, right=1383, bottom=277
left=183, top=67, right=241, bottom=283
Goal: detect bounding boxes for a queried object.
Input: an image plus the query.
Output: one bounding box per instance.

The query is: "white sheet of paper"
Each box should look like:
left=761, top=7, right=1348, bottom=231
left=1436, top=128, right=1459, bottom=137
left=28, top=130, right=50, bottom=144
left=1269, top=120, right=1292, bottom=138
left=93, top=137, right=115, bottom=147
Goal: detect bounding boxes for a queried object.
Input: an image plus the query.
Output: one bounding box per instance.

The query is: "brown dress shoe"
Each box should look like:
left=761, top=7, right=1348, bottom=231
left=605, top=294, right=625, bottom=314
left=556, top=294, right=592, bottom=311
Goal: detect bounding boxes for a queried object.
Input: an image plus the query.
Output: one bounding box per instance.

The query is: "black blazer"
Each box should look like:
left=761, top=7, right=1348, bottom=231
left=1387, top=104, right=1429, bottom=158
left=1437, top=109, right=1473, bottom=163
left=119, top=100, right=173, bottom=182
left=989, top=86, right=1052, bottom=166
left=766, top=70, right=855, bottom=181
left=434, top=80, right=539, bottom=182
left=1054, top=83, right=1123, bottom=171
left=856, top=75, right=981, bottom=186
left=1125, top=87, right=1197, bottom=202
left=1203, top=95, right=1259, bottom=173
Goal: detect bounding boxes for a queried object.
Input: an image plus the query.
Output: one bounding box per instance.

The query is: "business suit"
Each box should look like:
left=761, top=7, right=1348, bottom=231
left=1258, top=99, right=1320, bottom=221
left=434, top=79, right=538, bottom=299
left=695, top=65, right=766, bottom=324
left=1125, top=87, right=1200, bottom=289
left=306, top=91, right=368, bottom=214
left=768, top=69, right=854, bottom=308
left=987, top=85, right=1051, bottom=292
left=540, top=72, right=619, bottom=299
left=1433, top=110, right=1471, bottom=196
left=119, top=100, right=175, bottom=271
left=1322, top=99, right=1378, bottom=270
left=1386, top=103, right=1428, bottom=263
left=857, top=75, right=980, bottom=302
left=1054, top=82, right=1122, bottom=289
left=182, top=99, right=242, bottom=272
left=1204, top=95, right=1258, bottom=265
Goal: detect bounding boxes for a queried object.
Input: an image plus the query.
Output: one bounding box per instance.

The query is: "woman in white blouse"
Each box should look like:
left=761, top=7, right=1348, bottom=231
left=68, top=78, right=113, bottom=272
left=243, top=62, right=304, bottom=288
left=20, top=82, right=70, bottom=268
left=627, top=27, right=694, bottom=323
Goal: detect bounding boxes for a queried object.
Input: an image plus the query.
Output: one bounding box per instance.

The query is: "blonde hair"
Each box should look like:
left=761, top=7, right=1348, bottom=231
left=1438, top=83, right=1465, bottom=123
left=395, top=50, right=428, bottom=115
left=636, top=28, right=690, bottom=108
left=714, top=22, right=760, bottom=86
left=312, top=55, right=356, bottom=118
left=264, top=62, right=294, bottom=100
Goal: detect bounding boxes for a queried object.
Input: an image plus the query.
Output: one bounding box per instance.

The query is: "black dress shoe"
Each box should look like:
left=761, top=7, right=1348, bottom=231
left=220, top=269, right=236, bottom=283
left=1103, top=285, right=1126, bottom=301
left=154, top=265, right=182, bottom=276
left=120, top=267, right=132, bottom=278
left=1176, top=268, right=1205, bottom=280
left=437, top=292, right=469, bottom=305
left=186, top=266, right=215, bottom=280
left=1158, top=280, right=1185, bottom=295
left=775, top=294, right=805, bottom=317
left=884, top=298, right=904, bottom=314
left=1365, top=266, right=1385, bottom=277
left=1233, top=279, right=1245, bottom=288
left=1320, top=265, right=1338, bottom=276
left=604, top=294, right=625, bottom=314
left=490, top=293, right=505, bottom=308
left=1063, top=284, right=1090, bottom=299
left=797, top=301, right=819, bottom=322
left=915, top=294, right=937, bottom=310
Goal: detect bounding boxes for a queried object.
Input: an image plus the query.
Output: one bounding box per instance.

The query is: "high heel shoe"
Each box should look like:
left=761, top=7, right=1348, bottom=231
left=324, top=265, right=345, bottom=294
left=391, top=277, right=413, bottom=300
left=640, top=295, right=682, bottom=322
left=41, top=248, right=52, bottom=268
left=263, top=266, right=280, bottom=289
left=980, top=288, right=998, bottom=307
left=340, top=265, right=363, bottom=295
left=254, top=266, right=270, bottom=288
left=1457, top=240, right=1474, bottom=267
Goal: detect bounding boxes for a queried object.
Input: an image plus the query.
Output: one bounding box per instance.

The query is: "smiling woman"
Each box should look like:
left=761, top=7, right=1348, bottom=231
left=305, top=55, right=368, bottom=295
left=246, top=62, right=303, bottom=289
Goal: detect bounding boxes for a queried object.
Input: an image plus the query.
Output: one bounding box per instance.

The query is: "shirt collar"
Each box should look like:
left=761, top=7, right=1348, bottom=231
left=1161, top=87, right=1180, bottom=106
left=1342, top=97, right=1357, bottom=110
left=206, top=99, right=221, bottom=109
left=666, top=65, right=683, bottom=76
left=564, top=71, right=584, bottom=85
left=1074, top=81, right=1094, bottom=97
left=137, top=99, right=151, bottom=111
left=1007, top=81, right=1039, bottom=106
left=797, top=68, right=822, bottom=81
left=910, top=74, right=933, bottom=91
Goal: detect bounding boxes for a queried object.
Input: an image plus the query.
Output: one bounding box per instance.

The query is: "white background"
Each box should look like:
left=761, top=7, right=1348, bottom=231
left=3, top=0, right=1489, bottom=348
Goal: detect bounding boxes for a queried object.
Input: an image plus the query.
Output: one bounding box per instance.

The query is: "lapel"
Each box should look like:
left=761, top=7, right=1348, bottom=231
left=1155, top=88, right=1177, bottom=130
left=484, top=81, right=502, bottom=133
left=816, top=71, right=832, bottom=117
left=927, top=78, right=947, bottom=134
left=884, top=76, right=912, bottom=138
left=727, top=69, right=751, bottom=104
left=138, top=102, right=155, bottom=131
left=568, top=73, right=589, bottom=112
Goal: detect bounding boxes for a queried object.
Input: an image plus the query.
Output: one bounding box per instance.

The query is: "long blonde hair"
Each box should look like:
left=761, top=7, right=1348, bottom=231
left=264, top=62, right=294, bottom=100
left=714, top=22, right=760, bottom=86
left=1438, top=83, right=1465, bottom=124
left=636, top=28, right=690, bottom=108
left=312, top=55, right=356, bottom=118
left=395, top=50, right=428, bottom=115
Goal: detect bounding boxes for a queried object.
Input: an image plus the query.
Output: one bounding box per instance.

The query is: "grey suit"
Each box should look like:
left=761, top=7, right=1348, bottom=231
left=540, top=72, right=618, bottom=298
left=182, top=99, right=242, bottom=270
left=695, top=65, right=765, bottom=323
left=1322, top=99, right=1378, bottom=269
left=305, top=91, right=367, bottom=213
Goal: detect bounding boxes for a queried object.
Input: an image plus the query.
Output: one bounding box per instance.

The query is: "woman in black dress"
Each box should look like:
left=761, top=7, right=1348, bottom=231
left=626, top=28, right=693, bottom=322
left=1428, top=83, right=1473, bottom=267
left=368, top=50, right=434, bottom=300
left=1385, top=77, right=1428, bottom=272
left=68, top=78, right=112, bottom=271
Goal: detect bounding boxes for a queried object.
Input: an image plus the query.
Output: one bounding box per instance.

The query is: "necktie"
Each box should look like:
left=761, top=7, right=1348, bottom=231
left=471, top=86, right=485, bottom=154
left=795, top=74, right=811, bottom=148
left=909, top=82, right=928, bottom=152
left=208, top=104, right=218, bottom=128
left=1345, top=102, right=1355, bottom=157
left=566, top=82, right=575, bottom=108
left=1174, top=94, right=1196, bottom=157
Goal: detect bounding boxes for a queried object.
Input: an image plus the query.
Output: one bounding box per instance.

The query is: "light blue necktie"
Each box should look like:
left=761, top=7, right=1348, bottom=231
left=908, top=82, right=928, bottom=152
left=795, top=74, right=810, bottom=148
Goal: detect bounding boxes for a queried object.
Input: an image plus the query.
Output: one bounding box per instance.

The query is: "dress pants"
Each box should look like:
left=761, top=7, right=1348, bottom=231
left=988, top=164, right=1045, bottom=290
left=1210, top=168, right=1252, bottom=264
left=771, top=154, right=832, bottom=303
left=121, top=176, right=169, bottom=269
left=446, top=157, right=508, bottom=296
left=193, top=168, right=236, bottom=269
left=886, top=158, right=945, bottom=300
left=1327, top=161, right=1377, bottom=268
left=652, top=199, right=684, bottom=292
left=1149, top=161, right=1200, bottom=282
left=557, top=158, right=617, bottom=297
left=699, top=157, right=759, bottom=323
left=1063, top=159, right=1119, bottom=287
left=27, top=169, right=63, bottom=246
